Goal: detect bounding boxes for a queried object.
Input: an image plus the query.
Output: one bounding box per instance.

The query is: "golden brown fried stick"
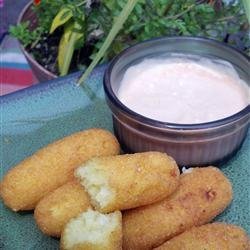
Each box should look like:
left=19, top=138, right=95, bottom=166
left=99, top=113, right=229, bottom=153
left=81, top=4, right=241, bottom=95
left=75, top=152, right=180, bottom=213
left=34, top=180, right=91, bottom=237
left=0, top=129, right=120, bottom=211
left=154, top=223, right=250, bottom=250
left=60, top=209, right=122, bottom=250
left=123, top=167, right=233, bottom=250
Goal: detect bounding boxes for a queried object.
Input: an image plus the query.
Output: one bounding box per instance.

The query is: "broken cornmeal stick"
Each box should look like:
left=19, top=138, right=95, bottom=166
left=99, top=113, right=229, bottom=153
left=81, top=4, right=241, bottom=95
left=60, top=209, right=122, bottom=250
left=34, top=180, right=92, bottom=237
left=75, top=152, right=180, bottom=213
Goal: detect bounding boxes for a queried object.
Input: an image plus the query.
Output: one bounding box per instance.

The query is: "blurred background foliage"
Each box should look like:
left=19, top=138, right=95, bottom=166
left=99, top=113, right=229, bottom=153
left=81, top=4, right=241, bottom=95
left=9, top=0, right=250, bottom=75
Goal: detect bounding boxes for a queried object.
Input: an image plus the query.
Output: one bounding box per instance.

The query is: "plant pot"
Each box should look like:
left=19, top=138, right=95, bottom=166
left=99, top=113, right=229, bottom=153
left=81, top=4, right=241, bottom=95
left=17, top=1, right=57, bottom=82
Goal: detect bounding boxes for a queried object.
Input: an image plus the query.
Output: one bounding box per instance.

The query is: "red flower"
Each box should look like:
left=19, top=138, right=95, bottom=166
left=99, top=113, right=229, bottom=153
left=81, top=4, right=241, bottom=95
left=34, top=0, right=41, bottom=5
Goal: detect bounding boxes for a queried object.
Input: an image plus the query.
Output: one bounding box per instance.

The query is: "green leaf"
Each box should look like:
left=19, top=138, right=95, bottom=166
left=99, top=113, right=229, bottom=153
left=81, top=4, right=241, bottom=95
left=50, top=7, right=73, bottom=34
left=103, top=0, right=117, bottom=10
left=58, top=21, right=84, bottom=76
left=242, top=0, right=250, bottom=23
left=9, top=22, right=42, bottom=48
left=77, top=0, right=139, bottom=86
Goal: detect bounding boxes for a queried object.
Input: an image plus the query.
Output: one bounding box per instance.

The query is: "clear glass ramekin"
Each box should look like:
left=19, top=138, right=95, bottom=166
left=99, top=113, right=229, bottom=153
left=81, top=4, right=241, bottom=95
left=103, top=36, right=250, bottom=166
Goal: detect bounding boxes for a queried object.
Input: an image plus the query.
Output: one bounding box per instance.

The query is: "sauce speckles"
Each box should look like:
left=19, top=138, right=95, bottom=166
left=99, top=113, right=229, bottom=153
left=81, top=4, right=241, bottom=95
left=118, top=55, right=249, bottom=124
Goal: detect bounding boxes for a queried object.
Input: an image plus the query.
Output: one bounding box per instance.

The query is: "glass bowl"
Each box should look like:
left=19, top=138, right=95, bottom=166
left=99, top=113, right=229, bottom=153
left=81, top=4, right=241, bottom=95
left=103, top=36, right=250, bottom=166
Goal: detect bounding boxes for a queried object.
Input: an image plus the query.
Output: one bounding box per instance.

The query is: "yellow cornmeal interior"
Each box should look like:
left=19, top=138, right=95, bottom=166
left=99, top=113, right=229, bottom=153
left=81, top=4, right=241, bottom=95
left=63, top=209, right=119, bottom=249
left=75, top=161, right=115, bottom=209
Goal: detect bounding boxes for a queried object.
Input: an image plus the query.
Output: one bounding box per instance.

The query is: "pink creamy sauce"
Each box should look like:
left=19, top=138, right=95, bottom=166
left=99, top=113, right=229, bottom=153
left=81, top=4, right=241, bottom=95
left=118, top=56, right=249, bottom=124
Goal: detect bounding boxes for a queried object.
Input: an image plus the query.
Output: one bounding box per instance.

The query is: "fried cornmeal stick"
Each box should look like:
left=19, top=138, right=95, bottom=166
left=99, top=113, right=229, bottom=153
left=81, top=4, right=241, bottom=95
left=34, top=180, right=91, bottom=237
left=154, top=223, right=250, bottom=250
left=75, top=152, right=180, bottom=213
left=0, top=129, right=120, bottom=211
left=122, top=167, right=233, bottom=250
left=60, top=209, right=122, bottom=250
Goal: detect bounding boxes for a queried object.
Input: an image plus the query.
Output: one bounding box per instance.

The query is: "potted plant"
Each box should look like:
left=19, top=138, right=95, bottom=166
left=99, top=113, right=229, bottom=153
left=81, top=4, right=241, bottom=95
left=14, top=2, right=57, bottom=82
left=10, top=0, right=250, bottom=83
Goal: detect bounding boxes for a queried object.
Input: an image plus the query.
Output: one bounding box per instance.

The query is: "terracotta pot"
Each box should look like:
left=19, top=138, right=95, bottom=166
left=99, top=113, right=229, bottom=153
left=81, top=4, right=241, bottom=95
left=17, top=1, right=57, bottom=82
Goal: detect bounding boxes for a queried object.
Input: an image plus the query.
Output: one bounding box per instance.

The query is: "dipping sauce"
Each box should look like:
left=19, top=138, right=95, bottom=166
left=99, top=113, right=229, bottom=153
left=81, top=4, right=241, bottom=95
left=118, top=55, right=249, bottom=124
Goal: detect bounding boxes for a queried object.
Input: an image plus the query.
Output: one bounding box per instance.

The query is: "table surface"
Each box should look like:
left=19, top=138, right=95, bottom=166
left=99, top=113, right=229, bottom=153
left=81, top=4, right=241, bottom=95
left=0, top=0, right=29, bottom=36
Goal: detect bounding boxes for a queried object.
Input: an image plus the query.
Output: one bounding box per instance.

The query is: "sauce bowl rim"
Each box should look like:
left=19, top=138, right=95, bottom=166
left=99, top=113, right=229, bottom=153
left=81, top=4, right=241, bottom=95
left=104, top=36, right=250, bottom=131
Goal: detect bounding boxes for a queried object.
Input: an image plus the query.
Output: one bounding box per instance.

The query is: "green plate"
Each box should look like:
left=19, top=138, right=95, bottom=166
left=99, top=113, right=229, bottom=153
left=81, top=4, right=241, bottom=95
left=0, top=66, right=249, bottom=249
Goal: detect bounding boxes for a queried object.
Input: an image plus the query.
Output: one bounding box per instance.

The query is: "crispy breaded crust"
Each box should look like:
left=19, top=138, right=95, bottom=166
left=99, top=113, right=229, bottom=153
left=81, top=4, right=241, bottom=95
left=0, top=129, right=120, bottom=211
left=34, top=180, right=91, bottom=237
left=75, top=152, right=180, bottom=213
left=60, top=210, right=122, bottom=250
left=154, top=223, right=250, bottom=250
left=122, top=167, right=233, bottom=250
